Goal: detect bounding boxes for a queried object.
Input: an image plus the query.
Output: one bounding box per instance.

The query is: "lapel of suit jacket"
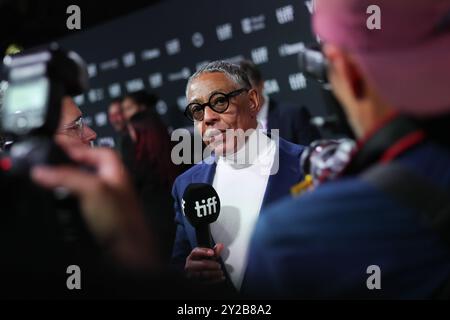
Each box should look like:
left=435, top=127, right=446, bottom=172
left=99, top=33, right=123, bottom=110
left=191, top=157, right=217, bottom=184
left=267, top=98, right=278, bottom=131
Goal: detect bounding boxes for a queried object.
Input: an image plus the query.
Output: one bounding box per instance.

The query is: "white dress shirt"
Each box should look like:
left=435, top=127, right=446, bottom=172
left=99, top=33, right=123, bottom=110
left=211, top=127, right=276, bottom=290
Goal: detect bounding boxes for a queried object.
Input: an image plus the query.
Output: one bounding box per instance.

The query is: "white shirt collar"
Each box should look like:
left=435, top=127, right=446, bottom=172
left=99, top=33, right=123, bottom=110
left=219, top=125, right=273, bottom=170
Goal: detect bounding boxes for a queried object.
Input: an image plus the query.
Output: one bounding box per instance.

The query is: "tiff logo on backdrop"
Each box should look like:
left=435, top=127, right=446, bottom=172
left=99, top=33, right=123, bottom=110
left=166, top=39, right=181, bottom=55
left=251, top=47, right=269, bottom=65
left=276, top=5, right=294, bottom=24
left=216, top=23, right=233, bottom=41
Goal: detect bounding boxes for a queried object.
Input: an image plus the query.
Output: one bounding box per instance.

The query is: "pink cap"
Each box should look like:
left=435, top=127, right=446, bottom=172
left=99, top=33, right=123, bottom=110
left=313, top=0, right=450, bottom=116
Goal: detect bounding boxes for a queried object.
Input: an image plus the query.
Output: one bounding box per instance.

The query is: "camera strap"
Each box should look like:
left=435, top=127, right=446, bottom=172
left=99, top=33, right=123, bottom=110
left=344, top=115, right=425, bottom=175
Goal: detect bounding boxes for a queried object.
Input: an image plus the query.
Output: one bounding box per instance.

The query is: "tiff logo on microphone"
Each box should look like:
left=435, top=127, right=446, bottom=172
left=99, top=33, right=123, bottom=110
left=195, top=196, right=218, bottom=218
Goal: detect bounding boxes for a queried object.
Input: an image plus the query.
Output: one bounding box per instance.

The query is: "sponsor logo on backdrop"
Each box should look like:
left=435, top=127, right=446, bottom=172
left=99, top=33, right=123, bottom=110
left=108, top=83, right=122, bottom=98
left=166, top=39, right=181, bottom=56
left=192, top=32, right=205, bottom=48
left=264, top=79, right=280, bottom=95
left=66, top=2, right=319, bottom=142
left=196, top=61, right=210, bottom=71
left=100, top=59, right=119, bottom=71
left=168, top=67, right=191, bottom=82
left=149, top=73, right=163, bottom=88
left=279, top=42, right=305, bottom=57
left=276, top=5, right=295, bottom=24
left=122, top=52, right=136, bottom=68
left=251, top=46, right=269, bottom=65
left=216, top=23, right=233, bottom=41
left=95, top=112, right=108, bottom=127
left=305, top=1, right=315, bottom=15
left=88, top=88, right=104, bottom=103
left=74, top=94, right=85, bottom=106
left=125, top=78, right=145, bottom=92
left=177, top=96, right=187, bottom=111
left=84, top=116, right=93, bottom=127
left=241, top=15, right=266, bottom=34
left=141, top=48, right=161, bottom=61
left=87, top=63, right=97, bottom=78
left=289, top=73, right=307, bottom=91
left=97, top=137, right=115, bottom=148
left=156, top=100, right=168, bottom=115
left=223, top=55, right=244, bottom=64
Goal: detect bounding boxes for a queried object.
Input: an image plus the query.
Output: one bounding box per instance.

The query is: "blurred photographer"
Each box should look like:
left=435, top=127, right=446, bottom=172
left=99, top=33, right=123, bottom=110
left=246, top=0, right=450, bottom=299
left=0, top=47, right=160, bottom=298
left=56, top=96, right=97, bottom=147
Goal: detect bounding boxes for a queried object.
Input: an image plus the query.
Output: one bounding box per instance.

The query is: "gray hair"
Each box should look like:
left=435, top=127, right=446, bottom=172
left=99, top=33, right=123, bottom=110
left=186, top=60, right=252, bottom=97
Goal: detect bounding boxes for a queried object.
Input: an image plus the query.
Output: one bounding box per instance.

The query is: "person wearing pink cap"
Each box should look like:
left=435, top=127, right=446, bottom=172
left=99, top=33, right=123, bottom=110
left=245, top=0, right=450, bottom=299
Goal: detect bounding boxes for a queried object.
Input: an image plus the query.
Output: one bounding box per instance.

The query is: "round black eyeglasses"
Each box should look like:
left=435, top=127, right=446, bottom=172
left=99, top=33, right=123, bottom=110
left=184, top=88, right=249, bottom=122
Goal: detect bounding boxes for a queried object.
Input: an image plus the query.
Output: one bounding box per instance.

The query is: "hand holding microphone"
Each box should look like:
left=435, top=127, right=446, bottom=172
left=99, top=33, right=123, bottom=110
left=182, top=183, right=225, bottom=284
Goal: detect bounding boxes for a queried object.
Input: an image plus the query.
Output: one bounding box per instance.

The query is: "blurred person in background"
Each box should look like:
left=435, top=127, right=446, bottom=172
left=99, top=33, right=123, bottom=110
left=127, top=109, right=179, bottom=262
left=239, top=60, right=321, bottom=145
left=122, top=90, right=158, bottom=121
left=108, top=98, right=126, bottom=133
left=108, top=97, right=129, bottom=152
left=119, top=90, right=159, bottom=170
left=246, top=0, right=450, bottom=299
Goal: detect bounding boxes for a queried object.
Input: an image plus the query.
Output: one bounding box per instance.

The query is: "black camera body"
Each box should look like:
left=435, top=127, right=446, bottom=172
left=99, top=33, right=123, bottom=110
left=298, top=45, right=329, bottom=84
left=298, top=44, right=355, bottom=139
left=2, top=44, right=88, bottom=136
left=1, top=44, right=88, bottom=174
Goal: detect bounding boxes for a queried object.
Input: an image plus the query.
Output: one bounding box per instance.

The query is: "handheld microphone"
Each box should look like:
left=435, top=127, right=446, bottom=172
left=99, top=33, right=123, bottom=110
left=182, top=183, right=220, bottom=248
